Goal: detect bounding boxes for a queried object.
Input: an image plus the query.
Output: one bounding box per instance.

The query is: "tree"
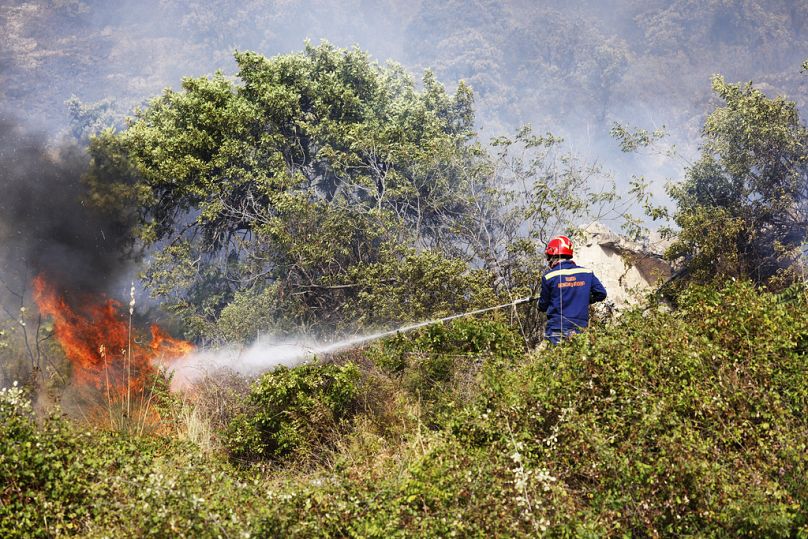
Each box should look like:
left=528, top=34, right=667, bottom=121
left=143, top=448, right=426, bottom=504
left=666, top=74, right=808, bottom=288
left=88, top=43, right=492, bottom=339
left=89, top=44, right=630, bottom=342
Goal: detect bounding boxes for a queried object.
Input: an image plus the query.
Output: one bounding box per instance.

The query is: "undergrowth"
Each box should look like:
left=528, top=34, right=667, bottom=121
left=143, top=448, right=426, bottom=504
left=2, top=281, right=807, bottom=537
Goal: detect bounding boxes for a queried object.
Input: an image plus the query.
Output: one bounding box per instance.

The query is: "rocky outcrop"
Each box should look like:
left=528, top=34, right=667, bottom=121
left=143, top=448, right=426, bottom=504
left=573, top=222, right=672, bottom=309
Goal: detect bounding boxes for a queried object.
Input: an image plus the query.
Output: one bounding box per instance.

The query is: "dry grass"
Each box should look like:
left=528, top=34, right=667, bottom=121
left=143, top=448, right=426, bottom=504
left=175, top=401, right=215, bottom=453
left=162, top=370, right=251, bottom=454
left=184, top=370, right=251, bottom=432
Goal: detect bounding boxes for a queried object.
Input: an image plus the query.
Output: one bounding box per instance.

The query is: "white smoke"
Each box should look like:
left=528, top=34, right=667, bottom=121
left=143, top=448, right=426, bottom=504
left=165, top=332, right=384, bottom=390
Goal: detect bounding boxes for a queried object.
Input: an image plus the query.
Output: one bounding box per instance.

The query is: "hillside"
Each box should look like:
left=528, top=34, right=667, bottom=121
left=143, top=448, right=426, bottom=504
left=1, top=24, right=807, bottom=537
left=2, top=282, right=807, bottom=537
left=3, top=1, right=807, bottom=147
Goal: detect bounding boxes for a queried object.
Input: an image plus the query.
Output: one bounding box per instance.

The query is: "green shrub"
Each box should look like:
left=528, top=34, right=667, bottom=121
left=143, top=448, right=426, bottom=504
left=0, top=382, right=266, bottom=537
left=86, top=437, right=258, bottom=538
left=0, top=383, right=92, bottom=537
left=5, top=281, right=808, bottom=537
left=452, top=281, right=808, bottom=536
left=225, top=361, right=362, bottom=462
left=250, top=436, right=573, bottom=538
left=366, top=317, right=524, bottom=422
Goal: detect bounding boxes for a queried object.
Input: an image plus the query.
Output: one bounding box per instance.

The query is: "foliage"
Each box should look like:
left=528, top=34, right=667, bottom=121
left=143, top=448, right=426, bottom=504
left=212, top=245, right=501, bottom=342
left=4, top=282, right=808, bottom=536
left=65, top=96, right=122, bottom=144
left=225, top=361, right=362, bottom=462
left=367, top=317, right=525, bottom=419
left=213, top=283, right=296, bottom=343
left=7, top=8, right=808, bottom=538
left=610, top=122, right=668, bottom=153
left=249, top=436, right=571, bottom=537
left=341, top=245, right=499, bottom=328
left=405, top=0, right=808, bottom=132
left=0, top=383, right=88, bottom=537
left=480, top=126, right=627, bottom=293
left=88, top=44, right=628, bottom=340
left=5, top=0, right=808, bottom=142
left=249, top=281, right=808, bottom=536
left=0, top=381, right=265, bottom=537
left=452, top=280, right=808, bottom=536
left=87, top=43, right=493, bottom=337
left=665, top=75, right=808, bottom=289
left=445, top=125, right=631, bottom=345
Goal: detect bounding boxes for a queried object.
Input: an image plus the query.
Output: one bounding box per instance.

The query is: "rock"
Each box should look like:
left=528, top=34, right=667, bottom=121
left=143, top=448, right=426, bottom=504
left=573, top=222, right=672, bottom=310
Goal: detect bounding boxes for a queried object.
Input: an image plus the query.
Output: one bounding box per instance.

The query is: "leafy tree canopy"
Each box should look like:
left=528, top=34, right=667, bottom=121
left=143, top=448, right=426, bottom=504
left=666, top=74, right=808, bottom=288
left=86, top=44, right=494, bottom=340
left=88, top=43, right=625, bottom=342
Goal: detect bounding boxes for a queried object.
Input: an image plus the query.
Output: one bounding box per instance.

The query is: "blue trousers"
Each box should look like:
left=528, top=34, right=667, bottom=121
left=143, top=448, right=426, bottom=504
left=545, top=328, right=580, bottom=345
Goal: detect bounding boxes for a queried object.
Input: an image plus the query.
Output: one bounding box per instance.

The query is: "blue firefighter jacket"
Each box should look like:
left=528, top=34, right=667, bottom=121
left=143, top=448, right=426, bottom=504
left=537, top=260, right=607, bottom=336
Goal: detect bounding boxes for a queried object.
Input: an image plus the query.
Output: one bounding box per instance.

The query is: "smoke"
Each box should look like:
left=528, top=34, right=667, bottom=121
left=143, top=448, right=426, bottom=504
left=0, top=118, right=132, bottom=301
left=0, top=2, right=802, bottom=300
left=3, top=1, right=806, bottom=213
left=168, top=334, right=385, bottom=390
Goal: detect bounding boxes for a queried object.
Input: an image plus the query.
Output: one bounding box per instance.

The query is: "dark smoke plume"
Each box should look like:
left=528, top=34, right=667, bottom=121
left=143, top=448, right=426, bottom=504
left=0, top=118, right=132, bottom=301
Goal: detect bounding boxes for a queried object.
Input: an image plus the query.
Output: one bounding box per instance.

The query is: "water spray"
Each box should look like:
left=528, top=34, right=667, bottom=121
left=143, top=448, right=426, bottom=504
left=168, top=297, right=533, bottom=388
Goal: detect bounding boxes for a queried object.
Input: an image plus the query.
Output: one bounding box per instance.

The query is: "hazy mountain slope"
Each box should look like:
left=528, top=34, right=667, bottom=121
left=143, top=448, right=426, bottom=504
left=2, top=0, right=806, bottom=144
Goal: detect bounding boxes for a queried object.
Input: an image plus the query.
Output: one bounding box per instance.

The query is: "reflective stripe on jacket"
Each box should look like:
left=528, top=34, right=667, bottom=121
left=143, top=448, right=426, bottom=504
left=537, top=260, right=607, bottom=334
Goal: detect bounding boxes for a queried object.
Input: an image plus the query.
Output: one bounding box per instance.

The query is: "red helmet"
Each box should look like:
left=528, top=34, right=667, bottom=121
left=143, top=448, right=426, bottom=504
left=545, top=235, right=573, bottom=256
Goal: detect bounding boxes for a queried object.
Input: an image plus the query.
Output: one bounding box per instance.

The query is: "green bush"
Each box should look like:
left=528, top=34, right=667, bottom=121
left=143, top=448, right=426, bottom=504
left=249, top=437, right=570, bottom=537
left=370, top=317, right=523, bottom=377
left=0, top=383, right=92, bottom=537
left=0, top=383, right=263, bottom=537
left=225, top=361, right=362, bottom=462
left=451, top=281, right=808, bottom=536
left=253, top=281, right=808, bottom=537
left=367, top=317, right=524, bottom=419
left=86, top=437, right=258, bottom=538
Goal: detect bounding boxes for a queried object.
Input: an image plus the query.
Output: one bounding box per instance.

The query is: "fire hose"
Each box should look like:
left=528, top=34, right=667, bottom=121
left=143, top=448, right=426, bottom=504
left=335, top=296, right=534, bottom=348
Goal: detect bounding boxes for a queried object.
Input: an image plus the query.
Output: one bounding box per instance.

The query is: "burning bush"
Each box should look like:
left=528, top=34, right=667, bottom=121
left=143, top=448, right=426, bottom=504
left=31, top=275, right=192, bottom=418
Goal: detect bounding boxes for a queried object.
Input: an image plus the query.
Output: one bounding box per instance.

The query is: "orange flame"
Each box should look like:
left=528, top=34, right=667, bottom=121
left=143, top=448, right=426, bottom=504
left=32, top=275, right=193, bottom=395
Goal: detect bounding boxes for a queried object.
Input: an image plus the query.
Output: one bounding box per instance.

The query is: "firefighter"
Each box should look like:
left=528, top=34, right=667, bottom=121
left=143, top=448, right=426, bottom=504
left=537, top=235, right=607, bottom=345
